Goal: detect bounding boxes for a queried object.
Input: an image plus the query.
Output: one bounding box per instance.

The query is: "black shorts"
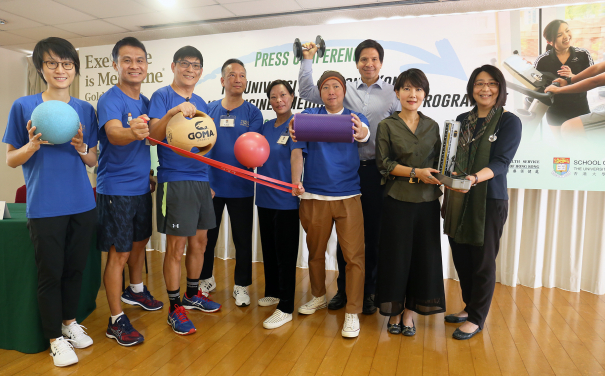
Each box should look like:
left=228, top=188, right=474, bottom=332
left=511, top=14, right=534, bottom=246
left=157, top=180, right=216, bottom=237
left=97, top=193, right=152, bottom=253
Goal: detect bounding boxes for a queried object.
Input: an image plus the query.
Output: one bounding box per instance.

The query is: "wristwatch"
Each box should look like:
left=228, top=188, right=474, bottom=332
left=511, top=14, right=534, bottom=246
left=410, top=168, right=416, bottom=178
left=77, top=143, right=89, bottom=156
left=565, top=76, right=572, bottom=85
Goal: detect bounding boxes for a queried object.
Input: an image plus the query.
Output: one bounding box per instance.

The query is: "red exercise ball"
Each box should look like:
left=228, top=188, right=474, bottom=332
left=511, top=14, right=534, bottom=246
left=234, top=132, right=270, bottom=168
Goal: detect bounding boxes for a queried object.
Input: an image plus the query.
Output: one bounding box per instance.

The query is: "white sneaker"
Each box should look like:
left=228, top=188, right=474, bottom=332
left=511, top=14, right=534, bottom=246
left=258, top=297, right=280, bottom=307
left=49, top=337, right=78, bottom=367
left=233, top=285, right=251, bottom=307
left=263, top=309, right=292, bottom=329
left=198, top=276, right=217, bottom=295
left=342, top=313, right=360, bottom=338
left=298, top=295, right=327, bottom=315
left=62, top=322, right=93, bottom=349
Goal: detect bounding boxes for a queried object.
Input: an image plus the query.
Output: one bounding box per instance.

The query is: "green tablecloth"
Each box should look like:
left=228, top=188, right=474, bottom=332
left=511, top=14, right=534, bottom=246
left=0, top=204, right=101, bottom=354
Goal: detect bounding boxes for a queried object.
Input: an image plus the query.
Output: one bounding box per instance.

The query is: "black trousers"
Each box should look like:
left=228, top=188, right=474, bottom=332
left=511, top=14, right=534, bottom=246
left=336, top=162, right=383, bottom=295
left=201, top=196, right=253, bottom=286
left=257, top=207, right=300, bottom=314
left=27, top=208, right=97, bottom=340
left=449, top=199, right=508, bottom=329
left=375, top=198, right=445, bottom=316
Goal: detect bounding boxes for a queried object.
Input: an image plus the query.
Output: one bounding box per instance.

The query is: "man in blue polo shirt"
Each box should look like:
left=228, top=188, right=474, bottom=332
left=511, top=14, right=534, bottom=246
left=298, top=39, right=400, bottom=314
left=199, top=59, right=263, bottom=306
left=149, top=45, right=221, bottom=336
left=97, top=37, right=162, bottom=347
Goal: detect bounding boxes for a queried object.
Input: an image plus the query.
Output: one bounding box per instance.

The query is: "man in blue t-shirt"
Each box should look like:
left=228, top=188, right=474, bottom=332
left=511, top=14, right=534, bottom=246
left=289, top=70, right=370, bottom=339
left=199, top=59, right=263, bottom=307
left=298, top=40, right=400, bottom=314
left=97, top=37, right=162, bottom=347
left=148, top=46, right=221, bottom=336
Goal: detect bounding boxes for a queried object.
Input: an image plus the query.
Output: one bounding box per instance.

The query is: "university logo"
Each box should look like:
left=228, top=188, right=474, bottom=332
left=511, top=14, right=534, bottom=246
left=552, top=157, right=571, bottom=178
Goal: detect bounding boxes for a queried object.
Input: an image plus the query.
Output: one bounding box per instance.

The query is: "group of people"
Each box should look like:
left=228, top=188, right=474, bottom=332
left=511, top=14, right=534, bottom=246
left=4, top=18, right=600, bottom=367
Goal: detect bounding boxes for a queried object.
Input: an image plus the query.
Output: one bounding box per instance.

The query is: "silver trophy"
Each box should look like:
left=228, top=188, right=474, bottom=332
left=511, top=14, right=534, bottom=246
left=432, top=120, right=472, bottom=190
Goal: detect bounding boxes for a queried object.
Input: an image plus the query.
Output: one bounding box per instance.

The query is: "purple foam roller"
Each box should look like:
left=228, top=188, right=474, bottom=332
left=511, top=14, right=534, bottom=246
left=293, top=113, right=354, bottom=143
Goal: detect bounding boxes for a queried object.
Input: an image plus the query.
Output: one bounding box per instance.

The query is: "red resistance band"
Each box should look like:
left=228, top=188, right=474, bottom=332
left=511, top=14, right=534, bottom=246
left=147, top=137, right=297, bottom=193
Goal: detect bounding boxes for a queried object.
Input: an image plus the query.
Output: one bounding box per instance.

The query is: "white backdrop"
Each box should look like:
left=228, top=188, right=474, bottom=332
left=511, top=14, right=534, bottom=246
left=77, top=9, right=605, bottom=295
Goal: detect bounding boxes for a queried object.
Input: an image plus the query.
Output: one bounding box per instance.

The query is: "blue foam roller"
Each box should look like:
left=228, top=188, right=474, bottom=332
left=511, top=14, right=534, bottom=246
left=31, top=100, right=80, bottom=144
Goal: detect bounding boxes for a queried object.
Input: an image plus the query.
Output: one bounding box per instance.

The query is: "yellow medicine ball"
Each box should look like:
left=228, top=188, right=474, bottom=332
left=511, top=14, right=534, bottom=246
left=166, top=110, right=217, bottom=158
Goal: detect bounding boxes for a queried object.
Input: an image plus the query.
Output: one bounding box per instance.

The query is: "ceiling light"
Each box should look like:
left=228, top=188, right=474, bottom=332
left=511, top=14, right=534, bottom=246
left=157, top=0, right=176, bottom=8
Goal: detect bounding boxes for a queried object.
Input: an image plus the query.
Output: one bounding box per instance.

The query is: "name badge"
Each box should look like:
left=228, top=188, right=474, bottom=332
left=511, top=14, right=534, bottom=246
left=277, top=135, right=289, bottom=145
left=220, top=115, right=236, bottom=127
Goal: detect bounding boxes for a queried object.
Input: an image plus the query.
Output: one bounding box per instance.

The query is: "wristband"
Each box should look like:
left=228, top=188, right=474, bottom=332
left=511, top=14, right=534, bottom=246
left=77, top=143, right=89, bottom=156
left=472, top=174, right=479, bottom=186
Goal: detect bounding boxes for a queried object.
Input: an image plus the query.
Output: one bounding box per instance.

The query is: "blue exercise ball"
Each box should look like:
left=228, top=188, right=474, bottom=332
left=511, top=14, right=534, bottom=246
left=31, top=100, right=80, bottom=144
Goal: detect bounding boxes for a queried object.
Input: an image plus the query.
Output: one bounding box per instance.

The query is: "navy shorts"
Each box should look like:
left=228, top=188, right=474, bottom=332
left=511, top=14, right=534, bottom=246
left=97, top=193, right=152, bottom=253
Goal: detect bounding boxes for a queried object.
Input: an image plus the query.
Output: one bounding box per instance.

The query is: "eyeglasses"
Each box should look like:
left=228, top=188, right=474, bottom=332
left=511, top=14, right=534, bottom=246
left=176, top=60, right=202, bottom=70
left=43, top=61, right=74, bottom=70
left=474, top=81, right=499, bottom=89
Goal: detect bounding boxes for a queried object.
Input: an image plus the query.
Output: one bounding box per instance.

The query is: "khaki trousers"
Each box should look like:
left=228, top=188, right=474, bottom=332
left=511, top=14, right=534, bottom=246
left=299, top=196, right=365, bottom=314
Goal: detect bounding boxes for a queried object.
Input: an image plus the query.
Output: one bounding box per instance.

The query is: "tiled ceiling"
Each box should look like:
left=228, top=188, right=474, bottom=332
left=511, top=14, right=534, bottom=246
left=0, top=0, right=594, bottom=54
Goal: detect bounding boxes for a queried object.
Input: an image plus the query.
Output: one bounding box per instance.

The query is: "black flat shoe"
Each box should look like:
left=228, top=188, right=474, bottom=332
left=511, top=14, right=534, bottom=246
left=328, top=290, right=347, bottom=310
left=402, top=320, right=416, bottom=336
left=452, top=327, right=482, bottom=340
left=387, top=322, right=402, bottom=334
left=445, top=313, right=468, bottom=323
left=362, top=294, right=377, bottom=315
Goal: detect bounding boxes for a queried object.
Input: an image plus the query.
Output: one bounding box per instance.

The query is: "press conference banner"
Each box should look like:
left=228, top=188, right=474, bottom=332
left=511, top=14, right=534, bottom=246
left=79, top=8, right=605, bottom=191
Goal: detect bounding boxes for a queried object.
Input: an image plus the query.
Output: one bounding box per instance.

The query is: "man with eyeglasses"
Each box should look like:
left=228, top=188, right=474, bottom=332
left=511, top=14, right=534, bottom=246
left=148, top=46, right=221, bottom=336
left=97, top=37, right=162, bottom=347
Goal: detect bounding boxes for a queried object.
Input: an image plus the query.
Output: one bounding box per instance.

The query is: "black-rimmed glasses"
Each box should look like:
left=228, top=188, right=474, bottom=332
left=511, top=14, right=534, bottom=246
left=176, top=60, right=202, bottom=70
left=43, top=61, right=74, bottom=70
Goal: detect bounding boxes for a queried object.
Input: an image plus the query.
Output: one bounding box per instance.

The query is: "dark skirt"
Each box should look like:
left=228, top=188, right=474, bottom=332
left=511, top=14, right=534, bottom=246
left=375, top=196, right=445, bottom=316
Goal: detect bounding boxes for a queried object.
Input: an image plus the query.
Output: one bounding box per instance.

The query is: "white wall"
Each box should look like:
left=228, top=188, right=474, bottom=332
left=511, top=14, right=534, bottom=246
left=0, top=47, right=27, bottom=202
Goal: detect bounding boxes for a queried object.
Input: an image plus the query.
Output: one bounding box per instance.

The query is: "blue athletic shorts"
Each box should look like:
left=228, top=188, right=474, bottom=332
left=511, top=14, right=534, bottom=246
left=97, top=193, right=152, bottom=253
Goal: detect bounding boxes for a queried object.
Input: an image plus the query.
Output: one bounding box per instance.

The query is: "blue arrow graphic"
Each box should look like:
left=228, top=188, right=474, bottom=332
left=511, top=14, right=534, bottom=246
left=199, top=38, right=466, bottom=83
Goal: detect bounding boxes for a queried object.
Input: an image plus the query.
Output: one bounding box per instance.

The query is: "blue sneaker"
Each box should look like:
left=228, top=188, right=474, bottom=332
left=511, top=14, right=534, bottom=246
left=167, top=305, right=196, bottom=335
left=121, top=286, right=164, bottom=311
left=182, top=291, right=221, bottom=313
left=106, top=315, right=144, bottom=346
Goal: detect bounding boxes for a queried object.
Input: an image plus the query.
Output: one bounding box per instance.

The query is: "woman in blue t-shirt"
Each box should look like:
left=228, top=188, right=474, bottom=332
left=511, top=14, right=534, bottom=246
left=2, top=38, right=98, bottom=367
left=256, top=80, right=302, bottom=330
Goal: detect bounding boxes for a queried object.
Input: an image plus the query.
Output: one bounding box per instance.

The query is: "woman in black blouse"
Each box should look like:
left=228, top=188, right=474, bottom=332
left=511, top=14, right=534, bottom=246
left=442, top=65, right=522, bottom=340
left=534, top=19, right=593, bottom=137
left=375, top=69, right=445, bottom=336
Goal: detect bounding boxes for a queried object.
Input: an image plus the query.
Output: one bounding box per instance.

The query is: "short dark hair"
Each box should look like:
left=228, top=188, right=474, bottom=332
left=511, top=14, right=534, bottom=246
left=266, top=80, right=294, bottom=99
left=112, top=37, right=147, bottom=63
left=543, top=19, right=568, bottom=51
left=354, top=39, right=384, bottom=64
left=173, top=46, right=203, bottom=67
left=393, top=68, right=430, bottom=97
left=32, top=37, right=80, bottom=84
left=466, top=65, right=508, bottom=107
left=221, top=58, right=245, bottom=77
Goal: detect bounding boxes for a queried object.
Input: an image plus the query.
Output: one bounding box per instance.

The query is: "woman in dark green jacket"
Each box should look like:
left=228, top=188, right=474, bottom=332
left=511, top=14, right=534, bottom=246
left=374, top=69, right=445, bottom=336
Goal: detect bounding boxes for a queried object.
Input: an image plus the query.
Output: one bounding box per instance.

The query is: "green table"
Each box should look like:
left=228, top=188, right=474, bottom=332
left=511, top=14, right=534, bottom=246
left=0, top=204, right=101, bottom=354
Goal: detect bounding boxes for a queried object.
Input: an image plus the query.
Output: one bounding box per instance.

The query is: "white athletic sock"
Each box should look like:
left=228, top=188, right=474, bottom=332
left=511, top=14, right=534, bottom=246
left=111, top=312, right=124, bottom=324
left=130, top=282, right=144, bottom=293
